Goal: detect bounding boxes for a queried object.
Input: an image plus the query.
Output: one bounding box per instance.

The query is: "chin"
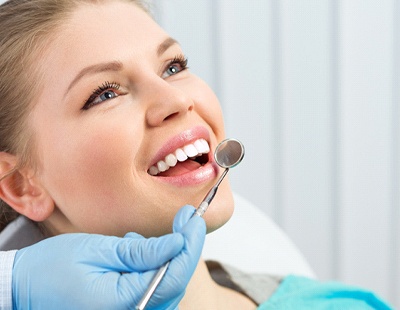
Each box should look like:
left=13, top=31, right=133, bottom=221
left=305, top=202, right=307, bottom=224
left=202, top=182, right=234, bottom=234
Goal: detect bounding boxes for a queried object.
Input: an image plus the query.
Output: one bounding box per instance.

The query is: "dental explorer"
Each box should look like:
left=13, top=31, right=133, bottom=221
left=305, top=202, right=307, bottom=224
left=136, top=138, right=245, bottom=310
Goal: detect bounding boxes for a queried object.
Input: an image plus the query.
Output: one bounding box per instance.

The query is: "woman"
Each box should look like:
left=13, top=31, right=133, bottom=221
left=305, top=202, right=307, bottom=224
left=0, top=0, right=394, bottom=309
left=0, top=0, right=252, bottom=308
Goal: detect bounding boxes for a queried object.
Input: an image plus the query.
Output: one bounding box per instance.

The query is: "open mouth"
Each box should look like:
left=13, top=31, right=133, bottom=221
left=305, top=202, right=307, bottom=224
left=148, top=139, right=210, bottom=177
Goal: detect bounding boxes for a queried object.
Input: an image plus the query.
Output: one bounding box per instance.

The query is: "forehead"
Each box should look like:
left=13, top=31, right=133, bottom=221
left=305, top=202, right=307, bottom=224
left=63, top=1, right=165, bottom=54
left=38, top=1, right=169, bottom=85
left=33, top=1, right=172, bottom=108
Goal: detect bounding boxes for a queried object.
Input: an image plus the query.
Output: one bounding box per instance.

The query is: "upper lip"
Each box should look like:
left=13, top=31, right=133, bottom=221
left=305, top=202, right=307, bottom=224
left=149, top=125, right=211, bottom=168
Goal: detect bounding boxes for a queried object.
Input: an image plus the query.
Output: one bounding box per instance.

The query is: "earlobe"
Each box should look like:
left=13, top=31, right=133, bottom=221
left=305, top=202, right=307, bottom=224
left=0, top=152, right=54, bottom=222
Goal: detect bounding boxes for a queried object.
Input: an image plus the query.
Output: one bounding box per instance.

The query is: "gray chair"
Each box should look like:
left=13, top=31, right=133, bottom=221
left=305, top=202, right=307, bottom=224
left=0, top=216, right=44, bottom=251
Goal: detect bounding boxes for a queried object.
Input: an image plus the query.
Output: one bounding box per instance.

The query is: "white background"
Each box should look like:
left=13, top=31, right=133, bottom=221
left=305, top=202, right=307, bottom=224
left=1, top=0, right=398, bottom=307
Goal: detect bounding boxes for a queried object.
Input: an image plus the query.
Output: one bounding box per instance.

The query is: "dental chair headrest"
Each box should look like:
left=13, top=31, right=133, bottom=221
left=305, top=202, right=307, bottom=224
left=0, top=216, right=44, bottom=251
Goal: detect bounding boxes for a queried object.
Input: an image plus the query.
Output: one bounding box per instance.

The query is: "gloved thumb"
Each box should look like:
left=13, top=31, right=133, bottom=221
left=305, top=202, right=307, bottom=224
left=118, top=232, right=184, bottom=271
left=173, top=204, right=196, bottom=232
left=94, top=232, right=185, bottom=272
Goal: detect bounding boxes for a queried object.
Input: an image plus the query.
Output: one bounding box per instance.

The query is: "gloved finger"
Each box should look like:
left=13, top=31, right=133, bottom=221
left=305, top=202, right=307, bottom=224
left=124, top=232, right=145, bottom=239
left=108, top=233, right=185, bottom=272
left=147, top=214, right=206, bottom=303
left=179, top=215, right=206, bottom=257
left=117, top=271, right=185, bottom=310
left=173, top=205, right=196, bottom=233
left=128, top=208, right=205, bottom=308
left=83, top=233, right=184, bottom=272
left=172, top=205, right=206, bottom=266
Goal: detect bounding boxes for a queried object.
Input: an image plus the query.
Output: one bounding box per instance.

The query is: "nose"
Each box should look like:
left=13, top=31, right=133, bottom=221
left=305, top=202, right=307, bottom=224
left=144, top=78, right=194, bottom=127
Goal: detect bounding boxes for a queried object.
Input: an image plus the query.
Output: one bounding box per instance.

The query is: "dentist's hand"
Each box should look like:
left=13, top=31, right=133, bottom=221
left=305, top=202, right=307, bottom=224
left=143, top=205, right=206, bottom=310
left=12, top=205, right=206, bottom=310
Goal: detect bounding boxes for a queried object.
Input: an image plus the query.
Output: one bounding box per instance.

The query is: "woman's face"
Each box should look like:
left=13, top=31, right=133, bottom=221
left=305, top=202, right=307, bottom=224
left=29, top=1, right=233, bottom=236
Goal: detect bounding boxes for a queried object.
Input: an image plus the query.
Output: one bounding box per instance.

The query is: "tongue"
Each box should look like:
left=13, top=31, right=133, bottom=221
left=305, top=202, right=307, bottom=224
left=158, top=160, right=201, bottom=177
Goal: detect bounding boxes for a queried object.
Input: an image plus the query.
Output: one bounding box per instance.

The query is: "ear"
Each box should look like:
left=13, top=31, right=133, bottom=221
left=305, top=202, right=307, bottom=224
left=0, top=152, right=54, bottom=222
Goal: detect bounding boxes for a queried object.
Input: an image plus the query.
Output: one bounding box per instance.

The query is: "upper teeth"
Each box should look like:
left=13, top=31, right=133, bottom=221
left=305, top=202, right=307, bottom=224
left=148, top=139, right=210, bottom=176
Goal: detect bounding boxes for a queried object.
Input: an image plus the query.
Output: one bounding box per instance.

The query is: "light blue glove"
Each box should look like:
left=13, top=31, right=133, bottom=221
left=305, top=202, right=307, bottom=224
left=12, top=205, right=205, bottom=310
left=145, top=205, right=206, bottom=310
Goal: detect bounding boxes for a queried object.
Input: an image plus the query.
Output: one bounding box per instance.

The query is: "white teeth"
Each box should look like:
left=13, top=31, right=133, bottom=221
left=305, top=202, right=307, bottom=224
left=201, top=139, right=210, bottom=153
left=175, top=148, right=188, bottom=162
left=194, top=139, right=209, bottom=153
left=183, top=144, right=198, bottom=157
left=148, top=166, right=159, bottom=176
left=165, top=154, right=177, bottom=167
left=148, top=139, right=210, bottom=176
left=157, top=160, right=168, bottom=172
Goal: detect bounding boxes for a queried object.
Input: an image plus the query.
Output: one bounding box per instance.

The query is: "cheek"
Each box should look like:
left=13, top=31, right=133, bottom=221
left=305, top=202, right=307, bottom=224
left=76, top=128, right=133, bottom=175
left=188, top=79, right=226, bottom=140
left=36, top=114, right=143, bottom=221
left=48, top=122, right=137, bottom=180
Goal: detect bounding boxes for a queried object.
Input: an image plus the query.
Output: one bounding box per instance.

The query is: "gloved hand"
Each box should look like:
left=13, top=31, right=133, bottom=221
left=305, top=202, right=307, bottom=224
left=12, top=205, right=206, bottom=310
left=145, top=205, right=206, bottom=309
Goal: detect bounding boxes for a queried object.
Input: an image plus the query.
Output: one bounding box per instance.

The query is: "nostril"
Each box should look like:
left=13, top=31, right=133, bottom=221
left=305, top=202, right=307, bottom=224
left=163, top=112, right=179, bottom=122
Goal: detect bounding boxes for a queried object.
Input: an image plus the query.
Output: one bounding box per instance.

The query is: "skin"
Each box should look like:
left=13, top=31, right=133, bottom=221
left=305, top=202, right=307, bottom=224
left=27, top=1, right=234, bottom=237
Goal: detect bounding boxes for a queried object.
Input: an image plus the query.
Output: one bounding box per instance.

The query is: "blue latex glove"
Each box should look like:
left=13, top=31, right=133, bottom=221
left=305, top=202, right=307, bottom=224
left=12, top=205, right=205, bottom=310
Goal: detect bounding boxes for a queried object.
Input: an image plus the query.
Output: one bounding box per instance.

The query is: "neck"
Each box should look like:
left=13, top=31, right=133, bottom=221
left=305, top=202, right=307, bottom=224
left=179, top=258, right=257, bottom=310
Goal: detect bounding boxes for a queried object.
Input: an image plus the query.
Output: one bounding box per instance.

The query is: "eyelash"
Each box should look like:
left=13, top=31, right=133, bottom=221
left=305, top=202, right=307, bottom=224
left=82, top=81, right=121, bottom=110
left=164, top=55, right=189, bottom=76
left=81, top=55, right=188, bottom=110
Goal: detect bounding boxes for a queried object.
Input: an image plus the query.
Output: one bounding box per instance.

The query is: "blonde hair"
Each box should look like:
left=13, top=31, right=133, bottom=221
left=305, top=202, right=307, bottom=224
left=0, top=0, right=148, bottom=231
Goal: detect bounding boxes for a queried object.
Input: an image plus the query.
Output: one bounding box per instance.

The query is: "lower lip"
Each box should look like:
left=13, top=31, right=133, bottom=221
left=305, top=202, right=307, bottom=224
left=152, top=161, right=219, bottom=187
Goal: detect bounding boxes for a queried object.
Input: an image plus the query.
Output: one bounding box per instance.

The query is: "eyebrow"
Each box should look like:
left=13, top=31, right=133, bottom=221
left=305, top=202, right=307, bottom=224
left=157, top=37, right=179, bottom=57
left=65, top=61, right=123, bottom=96
left=65, top=37, right=179, bottom=96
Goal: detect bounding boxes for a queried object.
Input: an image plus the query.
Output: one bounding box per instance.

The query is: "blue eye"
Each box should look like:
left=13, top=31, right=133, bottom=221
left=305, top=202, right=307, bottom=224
left=162, top=55, right=188, bottom=78
left=82, top=81, right=121, bottom=110
left=99, top=90, right=118, bottom=101
left=166, top=65, right=180, bottom=75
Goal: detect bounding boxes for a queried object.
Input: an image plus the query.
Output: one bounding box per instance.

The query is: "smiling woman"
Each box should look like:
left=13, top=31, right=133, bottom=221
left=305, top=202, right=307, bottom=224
left=0, top=0, right=233, bottom=239
left=0, top=0, right=395, bottom=309
left=0, top=0, right=247, bottom=309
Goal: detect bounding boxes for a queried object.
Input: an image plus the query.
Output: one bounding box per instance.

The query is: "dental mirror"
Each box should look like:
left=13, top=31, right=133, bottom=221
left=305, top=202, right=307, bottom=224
left=136, top=138, right=245, bottom=310
left=193, top=138, right=245, bottom=217
left=214, top=138, right=245, bottom=169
